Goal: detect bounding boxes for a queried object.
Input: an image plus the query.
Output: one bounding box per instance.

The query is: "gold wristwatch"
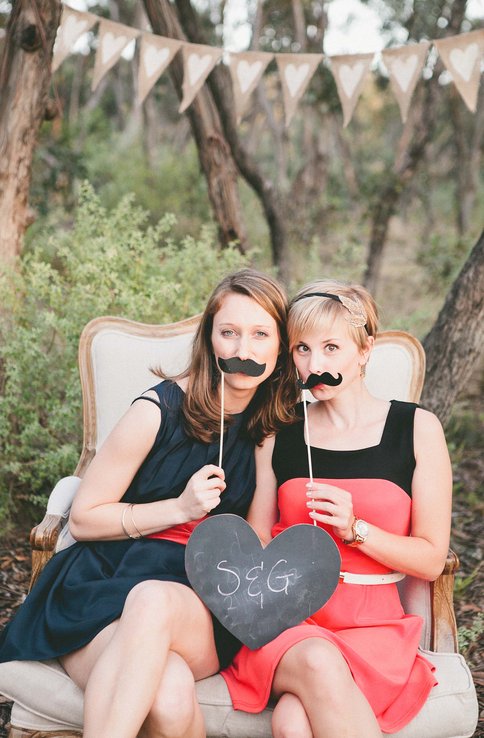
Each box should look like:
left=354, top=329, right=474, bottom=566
left=343, top=518, right=369, bottom=546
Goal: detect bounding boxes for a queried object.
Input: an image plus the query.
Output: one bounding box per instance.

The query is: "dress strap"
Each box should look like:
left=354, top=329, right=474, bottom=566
left=131, top=395, right=162, bottom=409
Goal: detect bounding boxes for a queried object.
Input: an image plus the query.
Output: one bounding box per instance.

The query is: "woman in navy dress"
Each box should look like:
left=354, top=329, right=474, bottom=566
left=0, top=269, right=298, bottom=738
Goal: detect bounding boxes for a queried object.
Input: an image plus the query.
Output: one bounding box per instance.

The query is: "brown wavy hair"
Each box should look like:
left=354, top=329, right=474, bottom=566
left=159, top=269, right=298, bottom=444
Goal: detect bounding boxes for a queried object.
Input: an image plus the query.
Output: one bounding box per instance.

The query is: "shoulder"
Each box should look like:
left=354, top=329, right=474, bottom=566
left=414, top=406, right=445, bottom=438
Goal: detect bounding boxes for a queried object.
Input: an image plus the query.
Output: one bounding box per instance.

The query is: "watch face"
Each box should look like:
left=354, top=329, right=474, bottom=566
left=355, top=520, right=369, bottom=538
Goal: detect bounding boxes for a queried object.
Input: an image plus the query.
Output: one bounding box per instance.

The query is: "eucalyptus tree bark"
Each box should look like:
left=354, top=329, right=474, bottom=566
left=363, top=0, right=468, bottom=294
left=448, top=84, right=484, bottom=235
left=0, top=0, right=62, bottom=265
left=173, top=0, right=290, bottom=279
left=142, top=0, right=247, bottom=253
left=420, top=230, right=484, bottom=426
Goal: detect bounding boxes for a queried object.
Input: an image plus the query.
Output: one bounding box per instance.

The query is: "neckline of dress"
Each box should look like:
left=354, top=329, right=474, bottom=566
left=305, top=400, right=395, bottom=454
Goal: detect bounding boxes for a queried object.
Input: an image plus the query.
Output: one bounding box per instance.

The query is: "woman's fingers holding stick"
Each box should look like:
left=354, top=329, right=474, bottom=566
left=178, top=465, right=226, bottom=519
left=306, top=482, right=354, bottom=539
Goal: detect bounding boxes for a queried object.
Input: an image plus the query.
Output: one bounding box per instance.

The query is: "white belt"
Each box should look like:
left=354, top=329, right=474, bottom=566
left=339, top=571, right=406, bottom=585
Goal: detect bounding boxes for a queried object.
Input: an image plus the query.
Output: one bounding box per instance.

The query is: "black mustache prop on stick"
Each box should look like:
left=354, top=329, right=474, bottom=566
left=298, top=372, right=343, bottom=390
left=217, top=357, right=266, bottom=377
left=216, top=356, right=267, bottom=469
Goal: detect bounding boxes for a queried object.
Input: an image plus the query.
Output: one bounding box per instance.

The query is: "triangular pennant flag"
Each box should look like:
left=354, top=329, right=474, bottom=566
left=179, top=43, right=223, bottom=113
left=381, top=41, right=430, bottom=122
left=92, top=19, right=140, bottom=92
left=52, top=6, right=98, bottom=73
left=276, top=53, right=323, bottom=126
left=137, top=34, right=181, bottom=105
left=228, top=51, right=273, bottom=123
left=434, top=30, right=484, bottom=112
left=329, top=53, right=374, bottom=127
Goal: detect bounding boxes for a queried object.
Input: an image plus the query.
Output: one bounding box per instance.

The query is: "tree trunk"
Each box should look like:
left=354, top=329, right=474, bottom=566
left=449, top=84, right=484, bottom=235
left=0, top=0, right=62, bottom=265
left=363, top=82, right=438, bottom=294
left=173, top=0, right=290, bottom=279
left=142, top=0, right=248, bottom=252
left=363, top=0, right=468, bottom=294
left=420, top=230, right=484, bottom=426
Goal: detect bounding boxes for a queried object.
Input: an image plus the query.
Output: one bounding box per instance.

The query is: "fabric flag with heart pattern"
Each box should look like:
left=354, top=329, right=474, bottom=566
left=179, top=43, right=223, bottom=113
left=434, top=29, right=484, bottom=113
left=329, top=52, right=374, bottom=127
left=276, top=53, right=323, bottom=126
left=52, top=6, right=99, bottom=73
left=381, top=41, right=430, bottom=122
left=91, top=19, right=140, bottom=92
left=137, top=34, right=181, bottom=105
left=228, top=51, right=273, bottom=123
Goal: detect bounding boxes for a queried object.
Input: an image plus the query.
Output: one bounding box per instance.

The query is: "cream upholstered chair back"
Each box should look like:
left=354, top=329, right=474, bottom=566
left=75, top=314, right=201, bottom=475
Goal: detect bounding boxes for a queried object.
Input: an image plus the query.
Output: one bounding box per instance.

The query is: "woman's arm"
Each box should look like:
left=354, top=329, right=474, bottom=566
left=308, top=409, right=452, bottom=581
left=69, top=393, right=226, bottom=541
left=246, top=435, right=278, bottom=546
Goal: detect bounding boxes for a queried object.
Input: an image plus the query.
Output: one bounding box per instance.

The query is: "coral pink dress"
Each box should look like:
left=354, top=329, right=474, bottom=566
left=221, top=401, right=437, bottom=734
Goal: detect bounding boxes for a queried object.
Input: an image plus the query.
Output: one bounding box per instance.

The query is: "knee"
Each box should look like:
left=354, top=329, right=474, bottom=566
left=287, top=639, right=352, bottom=696
left=123, top=581, right=174, bottom=626
left=147, top=665, right=197, bottom=737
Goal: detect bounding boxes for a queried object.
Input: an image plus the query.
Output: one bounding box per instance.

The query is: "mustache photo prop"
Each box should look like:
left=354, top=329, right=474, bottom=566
left=218, top=356, right=267, bottom=377
left=185, top=514, right=341, bottom=649
left=298, top=372, right=343, bottom=390
left=216, top=355, right=267, bottom=468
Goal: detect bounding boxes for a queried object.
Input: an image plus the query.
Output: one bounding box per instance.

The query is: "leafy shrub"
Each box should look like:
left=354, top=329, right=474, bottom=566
left=0, top=183, right=247, bottom=526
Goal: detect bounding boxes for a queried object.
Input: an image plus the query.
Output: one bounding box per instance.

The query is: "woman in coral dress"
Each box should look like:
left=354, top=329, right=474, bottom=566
left=221, top=279, right=452, bottom=737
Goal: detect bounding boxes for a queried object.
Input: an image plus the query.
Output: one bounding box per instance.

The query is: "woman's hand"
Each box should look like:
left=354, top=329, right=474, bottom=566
left=176, top=465, right=226, bottom=521
left=306, top=482, right=354, bottom=540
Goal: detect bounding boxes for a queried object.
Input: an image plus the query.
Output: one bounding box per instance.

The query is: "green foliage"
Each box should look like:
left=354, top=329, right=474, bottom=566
left=457, top=612, right=484, bottom=655
left=416, top=233, right=472, bottom=291
left=0, top=183, right=247, bottom=525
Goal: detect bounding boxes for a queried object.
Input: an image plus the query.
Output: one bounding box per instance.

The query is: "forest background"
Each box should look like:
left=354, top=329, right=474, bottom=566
left=0, top=0, right=483, bottom=733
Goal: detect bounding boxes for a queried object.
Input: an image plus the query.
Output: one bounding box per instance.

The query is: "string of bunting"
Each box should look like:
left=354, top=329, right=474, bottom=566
left=52, top=5, right=483, bottom=127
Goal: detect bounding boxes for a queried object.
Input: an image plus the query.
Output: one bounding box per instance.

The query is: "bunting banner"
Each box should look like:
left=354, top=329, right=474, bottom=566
left=228, top=51, right=273, bottom=123
left=276, top=53, right=324, bottom=126
left=381, top=41, right=430, bottom=122
left=52, top=6, right=98, bottom=73
left=51, top=5, right=483, bottom=126
left=434, top=29, right=484, bottom=112
left=179, top=43, right=223, bottom=113
left=137, top=34, right=181, bottom=106
left=92, top=19, right=140, bottom=92
left=329, top=53, right=374, bottom=127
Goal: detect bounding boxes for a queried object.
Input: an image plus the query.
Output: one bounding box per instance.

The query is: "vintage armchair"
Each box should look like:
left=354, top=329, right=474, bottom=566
left=0, top=315, right=478, bottom=738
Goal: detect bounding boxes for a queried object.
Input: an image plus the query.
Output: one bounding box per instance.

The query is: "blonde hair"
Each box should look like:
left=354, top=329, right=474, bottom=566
left=158, top=269, right=298, bottom=444
left=288, top=279, right=379, bottom=350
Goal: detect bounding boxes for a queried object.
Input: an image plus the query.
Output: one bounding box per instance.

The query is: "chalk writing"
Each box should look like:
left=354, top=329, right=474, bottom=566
left=215, top=558, right=301, bottom=609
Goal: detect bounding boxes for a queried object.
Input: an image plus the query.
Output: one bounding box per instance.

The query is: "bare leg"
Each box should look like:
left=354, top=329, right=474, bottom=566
left=272, top=638, right=381, bottom=738
left=138, top=652, right=205, bottom=738
left=272, top=693, right=313, bottom=738
left=60, top=581, right=219, bottom=738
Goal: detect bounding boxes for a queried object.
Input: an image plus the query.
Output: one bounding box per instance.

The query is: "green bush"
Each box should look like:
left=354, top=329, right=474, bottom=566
left=0, top=183, right=247, bottom=526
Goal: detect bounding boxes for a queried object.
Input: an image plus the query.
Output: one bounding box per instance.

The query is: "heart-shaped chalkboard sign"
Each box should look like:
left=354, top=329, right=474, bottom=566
left=185, top=514, right=341, bottom=649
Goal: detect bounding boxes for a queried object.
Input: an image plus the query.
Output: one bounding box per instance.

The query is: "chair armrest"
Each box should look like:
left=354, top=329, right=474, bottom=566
left=28, top=476, right=82, bottom=591
left=430, top=548, right=460, bottom=653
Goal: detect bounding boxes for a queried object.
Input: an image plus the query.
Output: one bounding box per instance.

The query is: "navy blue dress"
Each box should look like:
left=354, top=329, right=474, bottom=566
left=0, top=381, right=255, bottom=668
